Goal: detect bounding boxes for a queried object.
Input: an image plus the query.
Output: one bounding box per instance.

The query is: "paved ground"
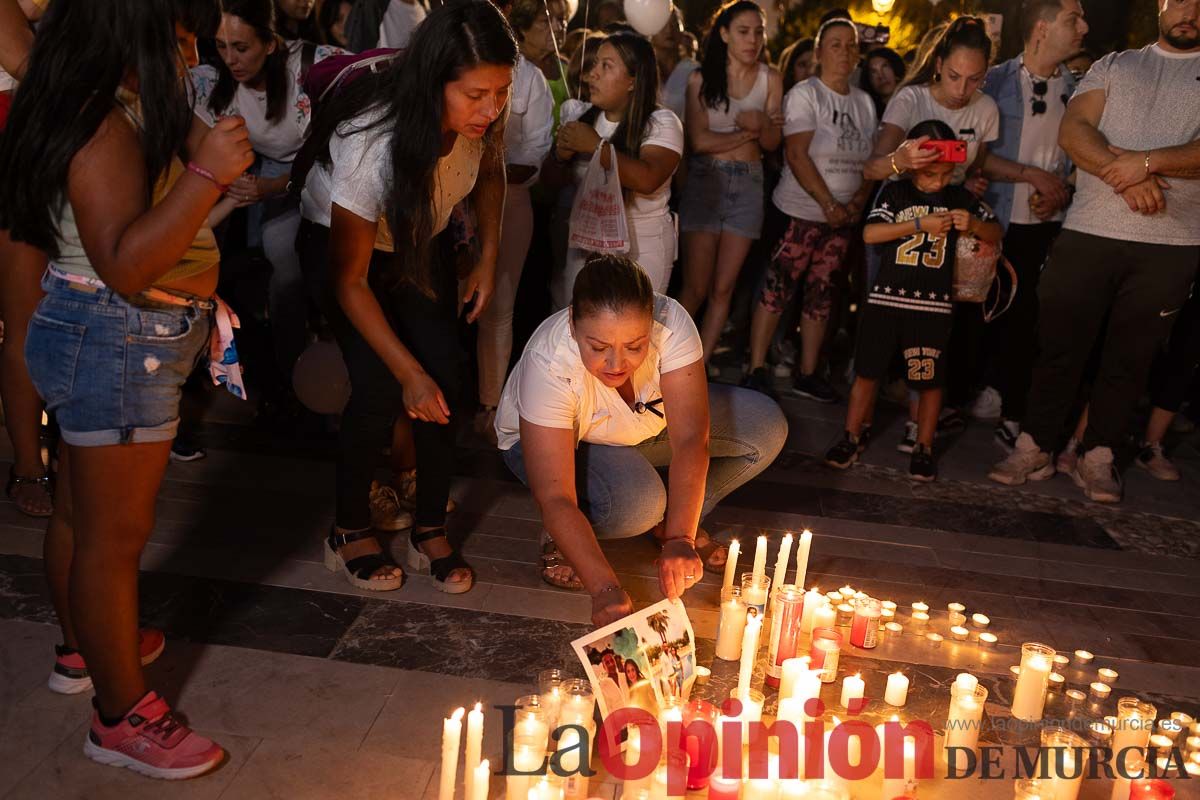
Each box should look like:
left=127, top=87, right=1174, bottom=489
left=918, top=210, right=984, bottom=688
left=1, top=382, right=1198, bottom=799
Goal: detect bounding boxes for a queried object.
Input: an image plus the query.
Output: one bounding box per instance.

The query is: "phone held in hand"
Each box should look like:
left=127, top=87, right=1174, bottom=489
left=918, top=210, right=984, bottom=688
left=921, top=139, right=968, bottom=164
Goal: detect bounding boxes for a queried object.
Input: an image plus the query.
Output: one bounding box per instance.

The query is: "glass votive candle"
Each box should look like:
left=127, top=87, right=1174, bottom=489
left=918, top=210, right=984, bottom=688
left=971, top=613, right=991, bottom=629
left=1066, top=689, right=1087, bottom=706
left=1074, top=650, right=1094, bottom=665
left=1048, top=672, right=1066, bottom=691
left=880, top=607, right=896, bottom=627
left=695, top=665, right=711, bottom=685
left=949, top=611, right=967, bottom=628
left=513, top=694, right=551, bottom=752
left=1090, top=682, right=1112, bottom=701
left=1097, top=668, right=1119, bottom=685
left=1013, top=778, right=1054, bottom=799
left=1053, top=654, right=1070, bottom=673
left=850, top=597, right=881, bottom=649
left=1091, top=721, right=1113, bottom=742
left=950, top=625, right=969, bottom=640
left=1041, top=726, right=1089, bottom=800
left=741, top=573, right=771, bottom=617
left=537, top=668, right=565, bottom=730
left=810, top=628, right=842, bottom=683
left=1170, top=712, right=1195, bottom=737
left=728, top=686, right=765, bottom=745
left=1112, top=697, right=1157, bottom=769
left=835, top=602, right=855, bottom=626
left=1012, top=642, right=1056, bottom=722
left=979, top=632, right=998, bottom=648
left=1009, top=665, right=1022, bottom=678
left=557, top=678, right=595, bottom=729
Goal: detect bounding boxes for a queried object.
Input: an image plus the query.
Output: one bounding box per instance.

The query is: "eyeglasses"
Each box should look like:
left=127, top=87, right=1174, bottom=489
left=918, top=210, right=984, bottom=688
left=1030, top=78, right=1048, bottom=116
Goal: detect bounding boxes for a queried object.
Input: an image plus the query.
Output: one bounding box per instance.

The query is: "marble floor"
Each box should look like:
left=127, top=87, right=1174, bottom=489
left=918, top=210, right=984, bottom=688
left=1, top=385, right=1199, bottom=799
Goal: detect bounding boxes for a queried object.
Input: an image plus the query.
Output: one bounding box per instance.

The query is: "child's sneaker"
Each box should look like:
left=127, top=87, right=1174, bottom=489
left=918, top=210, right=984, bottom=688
left=825, top=431, right=865, bottom=469
left=909, top=444, right=936, bottom=482
left=84, top=691, right=223, bottom=780
left=1135, top=441, right=1181, bottom=482
left=896, top=420, right=918, bottom=454
left=49, top=629, right=166, bottom=695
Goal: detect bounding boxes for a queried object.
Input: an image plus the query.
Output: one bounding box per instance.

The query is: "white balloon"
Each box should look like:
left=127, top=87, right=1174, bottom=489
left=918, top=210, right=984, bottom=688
left=624, top=0, right=673, bottom=37
left=292, top=340, right=352, bottom=415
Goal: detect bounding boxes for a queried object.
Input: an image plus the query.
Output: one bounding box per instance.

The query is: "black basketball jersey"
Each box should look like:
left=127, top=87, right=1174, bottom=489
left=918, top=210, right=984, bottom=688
left=866, top=180, right=995, bottom=316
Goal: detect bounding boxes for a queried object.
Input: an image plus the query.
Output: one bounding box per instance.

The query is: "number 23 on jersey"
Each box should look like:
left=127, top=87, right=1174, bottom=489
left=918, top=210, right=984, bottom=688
left=895, top=231, right=947, bottom=269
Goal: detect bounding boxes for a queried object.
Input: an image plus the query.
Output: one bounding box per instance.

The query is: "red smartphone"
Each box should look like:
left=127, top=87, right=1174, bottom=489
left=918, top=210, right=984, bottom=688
left=921, top=139, right=968, bottom=163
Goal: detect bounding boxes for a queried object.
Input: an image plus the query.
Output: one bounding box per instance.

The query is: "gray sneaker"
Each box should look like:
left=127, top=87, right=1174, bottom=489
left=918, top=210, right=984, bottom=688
left=988, top=432, right=1054, bottom=485
left=1135, top=442, right=1181, bottom=482
left=1071, top=446, right=1122, bottom=503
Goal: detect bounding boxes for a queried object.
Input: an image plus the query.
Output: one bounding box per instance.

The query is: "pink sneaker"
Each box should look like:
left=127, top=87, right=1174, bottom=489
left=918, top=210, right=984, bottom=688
left=49, top=629, right=166, bottom=695
left=84, top=691, right=224, bottom=780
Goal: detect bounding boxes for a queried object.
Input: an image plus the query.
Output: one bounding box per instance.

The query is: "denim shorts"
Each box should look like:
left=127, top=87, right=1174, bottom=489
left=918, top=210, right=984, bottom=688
left=25, top=273, right=212, bottom=447
left=678, top=156, right=765, bottom=239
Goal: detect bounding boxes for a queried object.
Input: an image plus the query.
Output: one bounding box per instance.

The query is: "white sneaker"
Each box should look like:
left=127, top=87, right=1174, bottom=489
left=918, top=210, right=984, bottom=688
left=970, top=386, right=1003, bottom=420
left=1135, top=442, right=1181, bottom=481
left=369, top=481, right=414, bottom=531
left=1071, top=446, right=1122, bottom=503
left=988, top=433, right=1054, bottom=485
left=994, top=420, right=1020, bottom=452
left=1056, top=437, right=1081, bottom=475
left=897, top=420, right=919, bottom=454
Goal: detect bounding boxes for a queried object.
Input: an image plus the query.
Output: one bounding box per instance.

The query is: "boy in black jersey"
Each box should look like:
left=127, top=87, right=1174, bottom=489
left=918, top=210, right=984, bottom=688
left=826, top=120, right=1002, bottom=481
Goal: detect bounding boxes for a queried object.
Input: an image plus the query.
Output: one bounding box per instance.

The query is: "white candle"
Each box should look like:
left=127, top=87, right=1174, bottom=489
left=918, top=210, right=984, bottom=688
left=881, top=600, right=897, bottom=612
left=911, top=601, right=929, bottom=614
left=840, top=673, right=865, bottom=710
left=926, top=632, right=943, bottom=647
left=751, top=535, right=768, bottom=583
left=881, top=738, right=918, bottom=800
left=956, top=673, right=979, bottom=693
left=979, top=632, right=998, bottom=647
left=885, top=672, right=909, bottom=707
left=472, top=759, right=490, bottom=800
left=947, top=602, right=966, bottom=614
left=465, top=703, right=484, bottom=800
left=950, top=625, right=969, bottom=640
left=911, top=611, right=930, bottom=630
left=971, top=613, right=990, bottom=628
left=715, top=592, right=748, bottom=661
left=1012, top=648, right=1053, bottom=721
left=884, top=622, right=903, bottom=635
left=788, top=668, right=823, bottom=721
left=738, top=612, right=763, bottom=693
left=1053, top=654, right=1071, bottom=672
left=770, top=533, right=793, bottom=613
left=839, top=585, right=856, bottom=600
left=1074, top=649, right=1094, bottom=664
left=813, top=603, right=836, bottom=631
left=621, top=727, right=648, bottom=798
left=1046, top=744, right=1085, bottom=800
left=722, top=539, right=741, bottom=595
left=945, top=679, right=986, bottom=759
left=779, top=656, right=810, bottom=700
left=800, top=586, right=823, bottom=634
left=1049, top=672, right=1066, bottom=690
left=506, top=744, right=544, bottom=800
left=1091, top=682, right=1112, bottom=701
left=793, top=529, right=813, bottom=590
left=1098, top=668, right=1119, bottom=685
left=440, top=707, right=465, bottom=800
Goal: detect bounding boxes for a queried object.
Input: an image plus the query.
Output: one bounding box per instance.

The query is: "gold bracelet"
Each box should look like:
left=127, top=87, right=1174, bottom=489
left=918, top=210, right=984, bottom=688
left=1145, top=152, right=1153, bottom=176
left=890, top=153, right=902, bottom=176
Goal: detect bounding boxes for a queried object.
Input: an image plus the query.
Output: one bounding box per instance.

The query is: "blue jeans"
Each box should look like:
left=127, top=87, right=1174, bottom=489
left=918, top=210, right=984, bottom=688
left=502, top=384, right=788, bottom=538
left=24, top=273, right=211, bottom=447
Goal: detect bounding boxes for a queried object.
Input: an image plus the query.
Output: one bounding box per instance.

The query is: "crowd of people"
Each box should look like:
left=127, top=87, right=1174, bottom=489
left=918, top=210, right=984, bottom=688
left=0, top=0, right=1197, bottom=780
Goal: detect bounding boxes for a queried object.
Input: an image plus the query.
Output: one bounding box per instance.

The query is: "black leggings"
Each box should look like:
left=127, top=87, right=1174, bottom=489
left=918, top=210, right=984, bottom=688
left=298, top=220, right=460, bottom=530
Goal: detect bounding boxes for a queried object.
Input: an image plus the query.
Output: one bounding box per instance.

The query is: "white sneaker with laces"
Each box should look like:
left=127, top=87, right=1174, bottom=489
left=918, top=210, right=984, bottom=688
left=896, top=420, right=919, bottom=454
left=1071, top=446, right=1122, bottom=503
left=970, top=386, right=1003, bottom=420
left=988, top=432, right=1054, bottom=485
left=1135, top=442, right=1181, bottom=481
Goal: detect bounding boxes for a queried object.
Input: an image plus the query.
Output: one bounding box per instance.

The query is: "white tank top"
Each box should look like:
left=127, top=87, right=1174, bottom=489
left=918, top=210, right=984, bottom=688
left=705, top=63, right=769, bottom=133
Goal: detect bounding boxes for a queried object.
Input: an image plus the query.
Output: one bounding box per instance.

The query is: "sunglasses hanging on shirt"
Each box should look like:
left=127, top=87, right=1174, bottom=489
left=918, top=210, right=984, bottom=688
left=1030, top=78, right=1048, bottom=116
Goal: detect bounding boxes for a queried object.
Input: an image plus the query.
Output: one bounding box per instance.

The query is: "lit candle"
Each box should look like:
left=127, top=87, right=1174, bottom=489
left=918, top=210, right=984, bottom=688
left=811, top=635, right=841, bottom=684
left=835, top=603, right=854, bottom=626
left=947, top=601, right=966, bottom=614
left=1098, top=668, right=1119, bottom=685
left=926, top=632, right=944, bottom=647
left=1049, top=672, right=1066, bottom=690
left=1066, top=689, right=1087, bottom=705
left=979, top=632, right=998, bottom=647
left=950, top=625, right=969, bottom=641
left=880, top=607, right=896, bottom=627
left=881, top=600, right=897, bottom=613
left=722, top=539, right=741, bottom=595
left=465, top=703, right=484, bottom=800
left=440, top=707, right=464, bottom=800
left=1042, top=728, right=1089, bottom=800
left=1090, top=721, right=1112, bottom=740
left=707, top=774, right=742, bottom=800
left=881, top=738, right=918, bottom=800
left=971, top=613, right=990, bottom=629
left=1074, top=649, right=1094, bottom=665
left=885, top=672, right=909, bottom=707
left=911, top=601, right=929, bottom=614
left=715, top=589, right=748, bottom=661
left=790, top=667, right=823, bottom=721
left=742, top=573, right=770, bottom=617
left=751, top=535, right=768, bottom=584
left=884, top=622, right=903, bottom=636
left=792, top=529, right=813, bottom=591
left=1053, top=654, right=1071, bottom=673
left=840, top=673, right=865, bottom=710
left=766, top=587, right=805, bottom=689
left=945, top=674, right=986, bottom=761
left=813, top=603, right=837, bottom=631
left=1091, top=682, right=1113, bottom=701
left=911, top=611, right=930, bottom=631
left=800, top=586, right=823, bottom=634
left=1012, top=644, right=1054, bottom=722
left=779, top=656, right=810, bottom=700
left=472, top=759, right=490, bottom=800
left=770, top=533, right=793, bottom=614
left=850, top=597, right=881, bottom=648
left=949, top=611, right=967, bottom=628
left=507, top=743, right=543, bottom=800
left=839, top=585, right=856, bottom=600
left=696, top=665, right=711, bottom=685
left=738, top=611, right=763, bottom=693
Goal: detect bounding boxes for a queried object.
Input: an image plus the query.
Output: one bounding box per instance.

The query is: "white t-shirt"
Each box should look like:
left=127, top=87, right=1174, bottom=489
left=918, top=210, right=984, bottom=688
left=882, top=85, right=1000, bottom=184
left=190, top=40, right=343, bottom=162
left=300, top=107, right=484, bottom=252
left=495, top=294, right=704, bottom=451
left=1010, top=60, right=1071, bottom=225
left=378, top=0, right=426, bottom=49
left=659, top=58, right=698, bottom=122
left=772, top=77, right=877, bottom=222
left=560, top=99, right=684, bottom=218
left=504, top=55, right=554, bottom=184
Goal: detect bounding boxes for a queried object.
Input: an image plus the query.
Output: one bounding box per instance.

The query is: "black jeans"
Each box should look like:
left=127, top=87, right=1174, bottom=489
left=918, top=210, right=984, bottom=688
left=298, top=220, right=461, bottom=529
left=988, top=221, right=1062, bottom=421
left=1148, top=266, right=1200, bottom=414
left=1022, top=230, right=1198, bottom=452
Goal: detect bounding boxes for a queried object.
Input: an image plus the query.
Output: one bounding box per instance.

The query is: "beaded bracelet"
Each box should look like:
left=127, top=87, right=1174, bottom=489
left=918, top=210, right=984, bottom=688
left=186, top=161, right=230, bottom=193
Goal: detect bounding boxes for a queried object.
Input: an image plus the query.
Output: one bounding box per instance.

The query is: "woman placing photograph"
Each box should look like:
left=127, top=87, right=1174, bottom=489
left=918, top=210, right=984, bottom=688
left=495, top=254, right=788, bottom=626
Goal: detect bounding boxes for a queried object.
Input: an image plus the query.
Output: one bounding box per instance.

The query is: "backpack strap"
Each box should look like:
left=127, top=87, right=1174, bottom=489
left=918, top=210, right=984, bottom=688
left=300, top=40, right=317, bottom=90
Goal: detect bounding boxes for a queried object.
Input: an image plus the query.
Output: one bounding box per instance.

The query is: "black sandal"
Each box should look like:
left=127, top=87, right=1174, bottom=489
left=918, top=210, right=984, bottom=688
left=323, top=527, right=404, bottom=591
left=407, top=527, right=474, bottom=594
left=6, top=468, right=53, bottom=518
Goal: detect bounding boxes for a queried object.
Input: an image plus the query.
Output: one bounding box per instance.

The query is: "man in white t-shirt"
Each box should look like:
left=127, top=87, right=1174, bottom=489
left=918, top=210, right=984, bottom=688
left=378, top=0, right=427, bottom=49
left=979, top=0, right=1087, bottom=448
left=990, top=0, right=1200, bottom=503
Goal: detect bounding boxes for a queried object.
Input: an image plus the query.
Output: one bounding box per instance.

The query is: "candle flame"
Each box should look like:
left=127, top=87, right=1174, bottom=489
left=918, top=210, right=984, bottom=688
left=479, top=758, right=489, bottom=771
left=451, top=707, right=465, bottom=721
left=802, top=529, right=812, bottom=536
left=473, top=702, right=483, bottom=713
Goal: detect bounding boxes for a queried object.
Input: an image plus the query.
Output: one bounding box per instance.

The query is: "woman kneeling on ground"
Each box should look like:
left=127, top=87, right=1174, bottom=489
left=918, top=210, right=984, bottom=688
left=495, top=254, right=788, bottom=625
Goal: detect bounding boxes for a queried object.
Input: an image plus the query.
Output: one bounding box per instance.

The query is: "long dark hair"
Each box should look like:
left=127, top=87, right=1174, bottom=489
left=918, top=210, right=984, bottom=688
left=859, top=45, right=906, bottom=115
left=580, top=31, right=659, bottom=159
left=211, top=0, right=291, bottom=123
left=777, top=37, right=813, bottom=93
left=902, top=15, right=991, bottom=89
left=274, top=0, right=326, bottom=43
left=698, top=0, right=763, bottom=112
left=0, top=0, right=196, bottom=256
left=307, top=0, right=517, bottom=294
